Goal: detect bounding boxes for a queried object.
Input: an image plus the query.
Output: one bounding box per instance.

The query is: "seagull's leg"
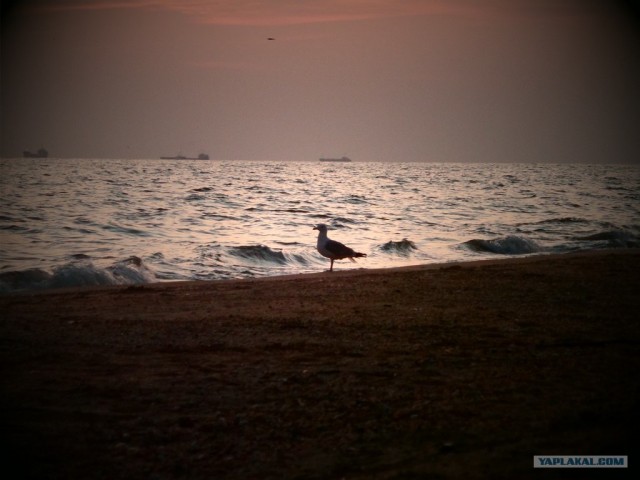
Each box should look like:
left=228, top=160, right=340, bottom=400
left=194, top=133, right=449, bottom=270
left=330, top=259, right=334, bottom=272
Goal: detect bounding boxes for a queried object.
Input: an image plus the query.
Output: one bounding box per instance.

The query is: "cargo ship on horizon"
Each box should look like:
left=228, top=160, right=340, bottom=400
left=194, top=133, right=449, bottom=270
left=160, top=153, right=210, bottom=160
left=23, top=148, right=48, bottom=158
left=319, top=156, right=351, bottom=162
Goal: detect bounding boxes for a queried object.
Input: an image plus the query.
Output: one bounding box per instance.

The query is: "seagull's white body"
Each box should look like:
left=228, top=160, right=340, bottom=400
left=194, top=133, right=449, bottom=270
left=313, top=224, right=366, bottom=272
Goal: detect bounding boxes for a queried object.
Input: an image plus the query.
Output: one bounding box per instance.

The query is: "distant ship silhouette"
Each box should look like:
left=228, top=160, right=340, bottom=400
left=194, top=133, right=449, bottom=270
left=160, top=153, right=210, bottom=160
left=319, top=156, right=351, bottom=162
left=23, top=148, right=48, bottom=158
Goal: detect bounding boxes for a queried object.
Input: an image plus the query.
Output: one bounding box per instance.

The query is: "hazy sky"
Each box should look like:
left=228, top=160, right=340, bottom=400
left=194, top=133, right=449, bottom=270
left=2, top=0, right=639, bottom=162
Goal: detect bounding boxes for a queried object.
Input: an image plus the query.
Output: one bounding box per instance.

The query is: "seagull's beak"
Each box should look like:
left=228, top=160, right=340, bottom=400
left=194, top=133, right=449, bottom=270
left=312, top=226, right=318, bottom=230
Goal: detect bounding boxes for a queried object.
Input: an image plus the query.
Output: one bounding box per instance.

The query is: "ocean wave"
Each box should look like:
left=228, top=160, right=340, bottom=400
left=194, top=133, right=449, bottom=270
left=0, top=256, right=156, bottom=294
left=227, top=245, right=288, bottom=264
left=0, top=224, right=30, bottom=231
left=269, top=208, right=311, bottom=214
left=461, top=235, right=541, bottom=255
left=219, top=244, right=321, bottom=270
left=102, top=223, right=151, bottom=237
left=185, top=193, right=206, bottom=201
left=330, top=217, right=359, bottom=228
left=523, top=217, right=590, bottom=226
left=343, top=195, right=368, bottom=204
left=379, top=239, right=418, bottom=256
left=575, top=230, right=640, bottom=248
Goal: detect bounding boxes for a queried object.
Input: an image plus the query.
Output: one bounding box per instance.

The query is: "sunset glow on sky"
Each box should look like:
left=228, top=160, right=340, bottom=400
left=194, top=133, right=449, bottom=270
left=2, top=0, right=639, bottom=162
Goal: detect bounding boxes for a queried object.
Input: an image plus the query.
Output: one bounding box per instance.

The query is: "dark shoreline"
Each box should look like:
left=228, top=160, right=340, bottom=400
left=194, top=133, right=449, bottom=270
left=3, top=248, right=635, bottom=297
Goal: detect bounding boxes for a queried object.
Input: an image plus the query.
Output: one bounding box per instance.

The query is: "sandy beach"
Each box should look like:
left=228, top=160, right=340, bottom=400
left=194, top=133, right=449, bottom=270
left=1, top=250, right=638, bottom=479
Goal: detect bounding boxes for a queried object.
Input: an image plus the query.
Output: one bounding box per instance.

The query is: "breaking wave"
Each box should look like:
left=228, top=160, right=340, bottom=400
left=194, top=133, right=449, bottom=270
left=461, top=235, right=542, bottom=255
left=0, top=256, right=156, bottom=294
left=224, top=244, right=318, bottom=268
left=575, top=230, right=640, bottom=248
left=379, top=239, right=418, bottom=256
left=227, top=245, right=288, bottom=264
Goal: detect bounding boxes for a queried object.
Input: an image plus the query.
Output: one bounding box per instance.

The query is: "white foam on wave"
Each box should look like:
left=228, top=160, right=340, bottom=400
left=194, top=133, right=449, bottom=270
left=224, top=244, right=323, bottom=268
left=0, top=256, right=156, bottom=293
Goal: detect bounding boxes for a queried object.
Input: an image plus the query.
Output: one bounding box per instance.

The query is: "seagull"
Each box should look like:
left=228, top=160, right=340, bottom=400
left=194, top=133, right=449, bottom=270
left=313, top=223, right=366, bottom=272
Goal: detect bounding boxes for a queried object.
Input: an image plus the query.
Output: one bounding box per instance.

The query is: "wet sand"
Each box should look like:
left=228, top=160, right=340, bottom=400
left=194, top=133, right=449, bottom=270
left=1, top=250, right=639, bottom=479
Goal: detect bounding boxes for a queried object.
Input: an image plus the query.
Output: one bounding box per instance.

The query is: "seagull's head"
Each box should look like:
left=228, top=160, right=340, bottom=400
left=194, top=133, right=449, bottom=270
left=313, top=223, right=328, bottom=232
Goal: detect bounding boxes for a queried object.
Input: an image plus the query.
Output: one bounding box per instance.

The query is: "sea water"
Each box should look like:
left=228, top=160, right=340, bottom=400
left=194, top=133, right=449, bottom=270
left=1, top=159, right=639, bottom=292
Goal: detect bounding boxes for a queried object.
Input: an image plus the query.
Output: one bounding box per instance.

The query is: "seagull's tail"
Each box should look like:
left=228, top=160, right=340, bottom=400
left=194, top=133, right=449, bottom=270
left=349, top=252, right=367, bottom=262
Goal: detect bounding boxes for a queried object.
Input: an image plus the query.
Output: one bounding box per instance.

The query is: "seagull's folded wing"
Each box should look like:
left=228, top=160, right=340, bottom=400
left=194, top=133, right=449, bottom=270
left=325, top=239, right=355, bottom=259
